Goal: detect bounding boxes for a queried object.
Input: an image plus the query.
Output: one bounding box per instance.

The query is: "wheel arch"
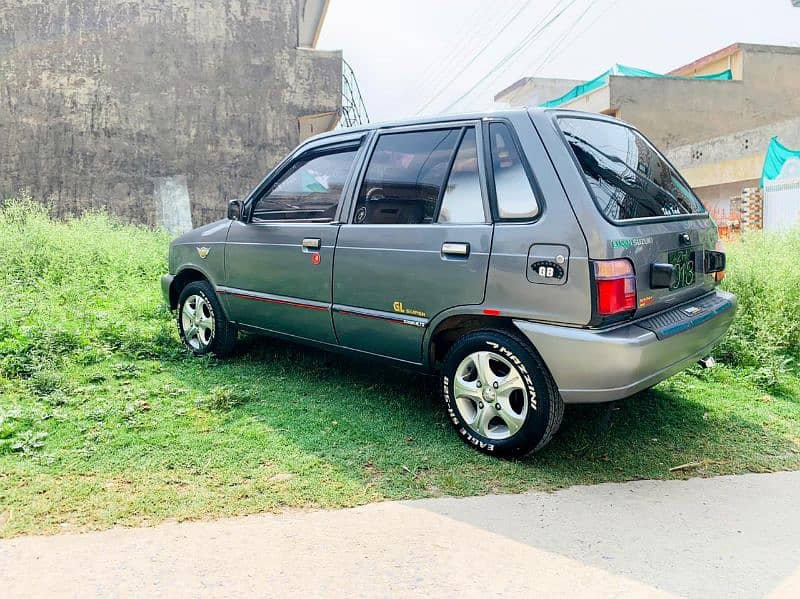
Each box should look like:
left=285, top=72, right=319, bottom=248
left=426, top=312, right=518, bottom=370
left=169, top=267, right=213, bottom=310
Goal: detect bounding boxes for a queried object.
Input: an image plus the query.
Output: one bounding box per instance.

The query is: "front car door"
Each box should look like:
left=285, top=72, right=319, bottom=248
left=222, top=134, right=366, bottom=344
left=332, top=122, right=493, bottom=364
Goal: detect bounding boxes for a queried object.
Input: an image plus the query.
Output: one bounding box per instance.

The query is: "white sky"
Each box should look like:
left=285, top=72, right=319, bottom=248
left=317, top=0, right=800, bottom=121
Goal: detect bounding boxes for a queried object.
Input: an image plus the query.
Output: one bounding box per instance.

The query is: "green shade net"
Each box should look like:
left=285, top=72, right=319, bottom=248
left=762, top=136, right=800, bottom=187
left=540, top=64, right=733, bottom=108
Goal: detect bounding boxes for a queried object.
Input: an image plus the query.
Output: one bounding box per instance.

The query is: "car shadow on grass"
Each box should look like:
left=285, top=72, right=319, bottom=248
left=203, top=334, right=800, bottom=496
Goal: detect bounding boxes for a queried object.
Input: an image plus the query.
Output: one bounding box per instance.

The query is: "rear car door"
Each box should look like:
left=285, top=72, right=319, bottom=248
left=332, top=123, right=492, bottom=364
left=222, top=137, right=364, bottom=344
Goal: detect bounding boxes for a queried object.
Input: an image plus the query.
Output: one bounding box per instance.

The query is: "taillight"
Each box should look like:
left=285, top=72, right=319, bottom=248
left=594, top=259, right=637, bottom=316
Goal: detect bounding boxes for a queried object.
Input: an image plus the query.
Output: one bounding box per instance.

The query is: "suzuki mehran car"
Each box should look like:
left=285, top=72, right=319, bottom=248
left=162, top=109, right=735, bottom=457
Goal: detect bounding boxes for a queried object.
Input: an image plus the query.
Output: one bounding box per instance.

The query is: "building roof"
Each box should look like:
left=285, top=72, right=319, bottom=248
left=298, top=0, right=330, bottom=48
left=669, top=42, right=800, bottom=75
left=668, top=43, right=741, bottom=76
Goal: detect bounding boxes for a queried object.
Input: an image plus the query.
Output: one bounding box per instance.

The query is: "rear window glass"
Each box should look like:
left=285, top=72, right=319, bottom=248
left=559, top=117, right=706, bottom=221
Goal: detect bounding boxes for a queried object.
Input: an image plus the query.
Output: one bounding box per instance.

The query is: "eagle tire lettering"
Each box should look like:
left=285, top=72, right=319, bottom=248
left=443, top=373, right=497, bottom=451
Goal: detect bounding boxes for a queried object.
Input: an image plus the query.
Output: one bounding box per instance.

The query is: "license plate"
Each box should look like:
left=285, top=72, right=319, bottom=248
left=668, top=248, right=696, bottom=290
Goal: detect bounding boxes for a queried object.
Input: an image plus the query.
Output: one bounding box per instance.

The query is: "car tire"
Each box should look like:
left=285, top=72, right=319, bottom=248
left=177, top=280, right=237, bottom=357
left=441, top=328, right=563, bottom=458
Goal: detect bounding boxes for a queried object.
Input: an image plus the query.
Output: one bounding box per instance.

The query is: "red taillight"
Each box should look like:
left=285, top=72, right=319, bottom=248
left=594, top=259, right=636, bottom=316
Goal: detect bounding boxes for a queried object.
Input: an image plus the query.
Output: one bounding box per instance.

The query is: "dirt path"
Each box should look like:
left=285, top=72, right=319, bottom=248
left=2, top=471, right=799, bottom=598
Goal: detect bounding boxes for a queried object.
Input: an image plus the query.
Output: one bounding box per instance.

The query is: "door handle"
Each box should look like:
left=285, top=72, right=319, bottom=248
left=302, top=238, right=321, bottom=250
left=441, top=242, right=470, bottom=257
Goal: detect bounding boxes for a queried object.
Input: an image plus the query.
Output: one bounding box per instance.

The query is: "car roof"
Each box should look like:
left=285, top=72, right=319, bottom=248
left=301, top=107, right=626, bottom=146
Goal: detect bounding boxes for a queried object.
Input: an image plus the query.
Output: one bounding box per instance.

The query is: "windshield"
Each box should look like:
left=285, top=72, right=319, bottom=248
left=558, top=117, right=706, bottom=221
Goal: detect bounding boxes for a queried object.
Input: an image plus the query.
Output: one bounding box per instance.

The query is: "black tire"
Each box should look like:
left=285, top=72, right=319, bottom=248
left=177, top=280, right=237, bottom=357
left=441, top=328, right=564, bottom=458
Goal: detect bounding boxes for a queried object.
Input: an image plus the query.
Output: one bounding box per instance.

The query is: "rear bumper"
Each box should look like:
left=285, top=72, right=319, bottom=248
left=161, top=274, right=175, bottom=309
left=514, top=290, right=737, bottom=404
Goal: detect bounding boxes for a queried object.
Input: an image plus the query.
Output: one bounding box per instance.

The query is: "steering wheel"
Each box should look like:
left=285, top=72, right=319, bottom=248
left=365, top=187, right=385, bottom=202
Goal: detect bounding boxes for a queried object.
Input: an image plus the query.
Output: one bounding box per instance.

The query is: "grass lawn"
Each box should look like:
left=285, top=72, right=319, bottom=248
left=1, top=203, right=799, bottom=538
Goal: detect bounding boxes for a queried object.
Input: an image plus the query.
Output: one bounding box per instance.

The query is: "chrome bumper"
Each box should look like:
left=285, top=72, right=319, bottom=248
left=514, top=291, right=737, bottom=403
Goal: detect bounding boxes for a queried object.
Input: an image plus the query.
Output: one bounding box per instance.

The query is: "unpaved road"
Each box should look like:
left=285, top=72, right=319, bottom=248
left=2, top=471, right=799, bottom=598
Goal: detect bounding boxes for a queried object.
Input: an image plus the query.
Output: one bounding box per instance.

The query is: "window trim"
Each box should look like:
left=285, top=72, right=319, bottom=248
left=482, top=118, right=545, bottom=224
left=553, top=113, right=708, bottom=227
left=244, top=135, right=365, bottom=225
left=345, top=120, right=490, bottom=226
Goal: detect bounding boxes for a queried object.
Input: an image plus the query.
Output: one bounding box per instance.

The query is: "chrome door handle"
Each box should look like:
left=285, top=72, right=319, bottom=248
left=441, top=242, right=470, bottom=257
left=302, top=238, right=321, bottom=250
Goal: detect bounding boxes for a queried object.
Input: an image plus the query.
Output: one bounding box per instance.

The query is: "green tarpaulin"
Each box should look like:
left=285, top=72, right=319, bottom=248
left=762, top=136, right=800, bottom=187
left=540, top=64, right=733, bottom=108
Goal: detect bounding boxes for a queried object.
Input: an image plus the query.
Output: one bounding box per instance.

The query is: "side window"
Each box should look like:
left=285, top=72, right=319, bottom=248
left=438, top=128, right=485, bottom=224
left=353, top=129, right=460, bottom=224
left=252, top=149, right=358, bottom=223
left=489, top=122, right=540, bottom=220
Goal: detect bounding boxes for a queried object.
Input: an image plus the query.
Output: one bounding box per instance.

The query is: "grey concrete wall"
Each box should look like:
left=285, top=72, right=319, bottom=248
left=611, top=77, right=747, bottom=149
left=667, top=116, right=800, bottom=173
left=611, top=45, right=800, bottom=151
left=0, top=0, right=342, bottom=226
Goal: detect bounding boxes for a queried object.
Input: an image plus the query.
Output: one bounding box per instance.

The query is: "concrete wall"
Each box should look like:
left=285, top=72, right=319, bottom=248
left=667, top=116, right=800, bottom=187
left=0, top=0, right=342, bottom=227
left=610, top=77, right=745, bottom=149
left=556, top=45, right=800, bottom=152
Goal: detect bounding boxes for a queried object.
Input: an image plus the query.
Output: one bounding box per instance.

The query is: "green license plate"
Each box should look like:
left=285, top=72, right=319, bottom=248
left=668, top=249, right=696, bottom=290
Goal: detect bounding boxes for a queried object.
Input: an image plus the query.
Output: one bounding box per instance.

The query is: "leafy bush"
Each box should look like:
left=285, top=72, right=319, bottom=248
left=717, top=229, right=800, bottom=386
left=0, top=198, right=176, bottom=372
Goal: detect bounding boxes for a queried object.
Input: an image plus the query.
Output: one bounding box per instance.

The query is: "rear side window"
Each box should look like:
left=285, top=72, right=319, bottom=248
left=438, top=128, right=484, bottom=224
left=559, top=117, right=706, bottom=221
left=489, top=122, right=540, bottom=220
left=353, top=127, right=484, bottom=225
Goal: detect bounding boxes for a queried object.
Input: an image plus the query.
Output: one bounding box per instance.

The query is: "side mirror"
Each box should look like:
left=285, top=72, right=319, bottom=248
left=227, top=199, right=243, bottom=221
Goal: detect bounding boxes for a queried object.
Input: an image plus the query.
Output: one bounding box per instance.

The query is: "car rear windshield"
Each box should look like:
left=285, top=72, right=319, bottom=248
left=558, top=117, right=706, bottom=221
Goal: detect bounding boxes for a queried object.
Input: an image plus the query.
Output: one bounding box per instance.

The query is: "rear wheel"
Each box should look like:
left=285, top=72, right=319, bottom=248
left=177, top=280, right=237, bottom=356
left=441, top=329, right=563, bottom=458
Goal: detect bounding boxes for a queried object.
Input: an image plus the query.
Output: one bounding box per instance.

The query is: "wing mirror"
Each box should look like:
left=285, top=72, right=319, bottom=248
left=227, top=199, right=244, bottom=221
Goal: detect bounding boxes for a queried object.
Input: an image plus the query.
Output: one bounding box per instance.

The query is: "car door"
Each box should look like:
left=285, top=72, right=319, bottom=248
left=332, top=123, right=492, bottom=364
left=222, top=136, right=365, bottom=344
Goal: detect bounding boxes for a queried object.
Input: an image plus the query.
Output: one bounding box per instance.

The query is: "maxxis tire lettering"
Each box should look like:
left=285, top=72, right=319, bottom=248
left=485, top=340, right=537, bottom=410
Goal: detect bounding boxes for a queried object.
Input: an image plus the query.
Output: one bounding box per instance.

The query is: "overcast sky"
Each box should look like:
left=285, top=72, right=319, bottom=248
left=317, top=0, right=800, bottom=122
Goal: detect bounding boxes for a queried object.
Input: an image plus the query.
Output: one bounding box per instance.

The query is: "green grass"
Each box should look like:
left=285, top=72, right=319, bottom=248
left=1, top=200, right=799, bottom=538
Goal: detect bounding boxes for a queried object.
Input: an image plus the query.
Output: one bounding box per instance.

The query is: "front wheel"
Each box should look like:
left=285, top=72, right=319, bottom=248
left=441, top=329, right=563, bottom=458
left=177, top=280, right=237, bottom=356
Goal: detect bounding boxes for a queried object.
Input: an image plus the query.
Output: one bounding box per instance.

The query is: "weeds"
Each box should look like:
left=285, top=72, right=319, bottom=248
left=1, top=200, right=799, bottom=537
left=718, top=229, right=800, bottom=388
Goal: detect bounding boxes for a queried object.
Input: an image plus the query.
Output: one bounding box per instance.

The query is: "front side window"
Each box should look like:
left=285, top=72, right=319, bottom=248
left=252, top=149, right=358, bottom=222
left=489, top=122, right=540, bottom=220
left=559, top=117, right=706, bottom=221
left=353, top=129, right=461, bottom=225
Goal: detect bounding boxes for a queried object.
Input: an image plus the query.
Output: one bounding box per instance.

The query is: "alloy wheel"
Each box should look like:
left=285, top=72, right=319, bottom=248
left=453, top=350, right=529, bottom=440
left=181, top=293, right=215, bottom=351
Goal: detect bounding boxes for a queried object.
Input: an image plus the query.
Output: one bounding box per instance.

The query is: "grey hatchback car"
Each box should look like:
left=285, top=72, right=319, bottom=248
left=162, top=108, right=735, bottom=457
